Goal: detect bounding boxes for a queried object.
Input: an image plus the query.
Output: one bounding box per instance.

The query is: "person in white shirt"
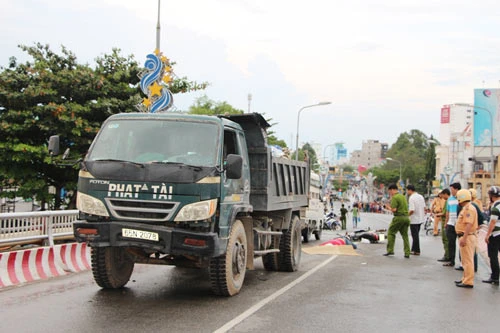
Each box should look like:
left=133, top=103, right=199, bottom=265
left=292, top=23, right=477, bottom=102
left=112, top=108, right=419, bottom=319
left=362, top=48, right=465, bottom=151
left=407, top=185, right=426, bottom=255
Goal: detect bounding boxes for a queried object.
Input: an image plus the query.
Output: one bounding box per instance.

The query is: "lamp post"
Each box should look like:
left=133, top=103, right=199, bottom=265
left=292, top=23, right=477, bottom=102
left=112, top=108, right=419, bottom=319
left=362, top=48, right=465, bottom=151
left=295, top=101, right=332, bottom=160
left=454, top=103, right=495, bottom=187
left=386, top=157, right=402, bottom=187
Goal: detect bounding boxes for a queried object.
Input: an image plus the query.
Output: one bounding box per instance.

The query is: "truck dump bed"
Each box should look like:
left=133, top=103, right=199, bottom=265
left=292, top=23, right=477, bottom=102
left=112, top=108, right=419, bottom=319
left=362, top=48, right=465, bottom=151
left=222, top=113, right=309, bottom=212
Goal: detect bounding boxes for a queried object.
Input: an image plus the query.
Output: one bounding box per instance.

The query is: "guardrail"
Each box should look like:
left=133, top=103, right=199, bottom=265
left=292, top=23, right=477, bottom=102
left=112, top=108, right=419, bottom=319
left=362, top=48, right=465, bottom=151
left=0, top=210, right=79, bottom=247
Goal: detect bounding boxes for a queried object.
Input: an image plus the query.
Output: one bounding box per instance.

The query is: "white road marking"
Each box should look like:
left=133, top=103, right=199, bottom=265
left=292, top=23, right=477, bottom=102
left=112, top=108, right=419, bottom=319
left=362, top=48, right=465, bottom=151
left=213, top=255, right=338, bottom=333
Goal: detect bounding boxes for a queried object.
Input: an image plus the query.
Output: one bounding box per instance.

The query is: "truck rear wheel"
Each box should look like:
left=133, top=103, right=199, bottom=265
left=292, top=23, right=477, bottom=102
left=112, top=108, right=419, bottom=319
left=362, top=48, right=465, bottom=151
left=209, top=220, right=247, bottom=296
left=278, top=215, right=301, bottom=272
left=91, top=247, right=134, bottom=289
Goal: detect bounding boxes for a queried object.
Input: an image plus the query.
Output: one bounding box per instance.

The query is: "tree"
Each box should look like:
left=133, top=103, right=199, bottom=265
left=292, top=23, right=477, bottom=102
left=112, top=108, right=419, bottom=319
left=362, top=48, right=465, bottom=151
left=299, top=143, right=319, bottom=172
left=188, top=95, right=243, bottom=115
left=0, top=43, right=207, bottom=209
left=188, top=96, right=288, bottom=148
left=370, top=129, right=432, bottom=193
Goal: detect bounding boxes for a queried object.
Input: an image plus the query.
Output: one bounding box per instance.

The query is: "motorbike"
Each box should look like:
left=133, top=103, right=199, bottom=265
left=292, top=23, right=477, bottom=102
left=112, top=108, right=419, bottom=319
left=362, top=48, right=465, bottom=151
left=323, top=211, right=341, bottom=230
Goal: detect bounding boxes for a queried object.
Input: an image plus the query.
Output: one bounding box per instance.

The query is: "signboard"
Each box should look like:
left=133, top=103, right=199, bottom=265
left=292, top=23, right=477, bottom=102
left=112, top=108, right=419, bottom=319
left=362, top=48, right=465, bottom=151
left=440, top=105, right=450, bottom=124
left=473, top=89, right=499, bottom=147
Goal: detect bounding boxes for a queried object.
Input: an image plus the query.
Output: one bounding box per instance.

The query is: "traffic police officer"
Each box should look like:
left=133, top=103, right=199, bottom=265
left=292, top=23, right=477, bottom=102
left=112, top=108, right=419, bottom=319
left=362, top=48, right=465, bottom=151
left=454, top=189, right=478, bottom=288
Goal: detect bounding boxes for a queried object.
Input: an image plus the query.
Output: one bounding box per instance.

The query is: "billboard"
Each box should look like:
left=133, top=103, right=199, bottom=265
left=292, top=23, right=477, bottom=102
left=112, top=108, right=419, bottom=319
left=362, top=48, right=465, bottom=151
left=473, top=89, right=499, bottom=147
left=441, top=105, right=450, bottom=124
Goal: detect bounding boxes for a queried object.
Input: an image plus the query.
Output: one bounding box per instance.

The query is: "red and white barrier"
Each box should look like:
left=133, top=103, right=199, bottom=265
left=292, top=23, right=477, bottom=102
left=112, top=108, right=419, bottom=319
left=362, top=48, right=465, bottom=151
left=0, top=243, right=90, bottom=288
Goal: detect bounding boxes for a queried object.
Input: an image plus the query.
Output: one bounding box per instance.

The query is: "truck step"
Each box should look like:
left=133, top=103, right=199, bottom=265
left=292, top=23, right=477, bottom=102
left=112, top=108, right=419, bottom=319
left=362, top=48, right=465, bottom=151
left=253, top=229, right=282, bottom=236
left=254, top=249, right=280, bottom=255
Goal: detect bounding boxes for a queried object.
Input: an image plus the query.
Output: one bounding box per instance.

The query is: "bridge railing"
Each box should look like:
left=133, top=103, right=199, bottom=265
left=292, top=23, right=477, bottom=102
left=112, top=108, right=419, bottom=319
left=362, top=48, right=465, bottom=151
left=0, top=210, right=79, bottom=247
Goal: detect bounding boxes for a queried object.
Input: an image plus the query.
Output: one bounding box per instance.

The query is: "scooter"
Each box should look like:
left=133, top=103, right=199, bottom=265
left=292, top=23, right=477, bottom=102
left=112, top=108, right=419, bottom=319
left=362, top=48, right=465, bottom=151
left=324, top=211, right=341, bottom=230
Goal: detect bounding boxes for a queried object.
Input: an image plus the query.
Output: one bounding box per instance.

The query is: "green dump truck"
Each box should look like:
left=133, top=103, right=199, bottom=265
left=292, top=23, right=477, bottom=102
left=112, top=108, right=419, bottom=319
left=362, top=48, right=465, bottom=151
left=63, top=112, right=309, bottom=296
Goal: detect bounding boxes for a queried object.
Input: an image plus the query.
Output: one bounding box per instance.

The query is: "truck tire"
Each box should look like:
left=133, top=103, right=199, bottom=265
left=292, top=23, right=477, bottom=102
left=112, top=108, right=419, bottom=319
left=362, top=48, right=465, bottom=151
left=91, top=247, right=134, bottom=289
left=278, top=215, right=301, bottom=272
left=209, top=220, right=247, bottom=296
left=262, top=234, right=280, bottom=271
left=302, top=227, right=310, bottom=243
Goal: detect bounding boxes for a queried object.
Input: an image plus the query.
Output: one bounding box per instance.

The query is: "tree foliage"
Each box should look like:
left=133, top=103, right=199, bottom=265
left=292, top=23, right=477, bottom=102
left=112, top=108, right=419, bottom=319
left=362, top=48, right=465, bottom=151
left=0, top=43, right=207, bottom=209
left=188, top=95, right=243, bottom=115
left=188, top=95, right=288, bottom=148
left=370, top=129, right=435, bottom=194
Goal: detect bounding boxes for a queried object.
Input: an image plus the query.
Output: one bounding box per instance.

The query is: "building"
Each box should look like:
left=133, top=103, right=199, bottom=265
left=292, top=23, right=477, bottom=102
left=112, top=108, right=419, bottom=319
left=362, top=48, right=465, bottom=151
left=349, top=140, right=388, bottom=170
left=435, top=89, right=499, bottom=204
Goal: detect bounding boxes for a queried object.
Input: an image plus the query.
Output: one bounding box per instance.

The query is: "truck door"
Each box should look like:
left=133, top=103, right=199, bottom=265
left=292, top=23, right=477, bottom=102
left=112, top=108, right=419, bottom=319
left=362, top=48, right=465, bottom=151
left=223, top=129, right=247, bottom=203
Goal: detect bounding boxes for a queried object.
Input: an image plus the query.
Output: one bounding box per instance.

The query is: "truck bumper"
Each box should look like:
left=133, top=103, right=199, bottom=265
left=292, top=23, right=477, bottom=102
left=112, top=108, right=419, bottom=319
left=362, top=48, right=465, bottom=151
left=73, top=221, right=225, bottom=257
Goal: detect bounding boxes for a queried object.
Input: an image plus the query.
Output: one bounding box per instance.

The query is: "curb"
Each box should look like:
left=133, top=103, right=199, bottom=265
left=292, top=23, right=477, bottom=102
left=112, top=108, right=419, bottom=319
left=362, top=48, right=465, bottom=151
left=0, top=243, right=90, bottom=289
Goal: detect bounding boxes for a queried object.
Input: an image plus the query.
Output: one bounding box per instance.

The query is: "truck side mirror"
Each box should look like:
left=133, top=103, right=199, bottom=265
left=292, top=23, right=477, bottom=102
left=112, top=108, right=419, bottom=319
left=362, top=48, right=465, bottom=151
left=48, top=135, right=60, bottom=156
left=226, top=154, right=243, bottom=179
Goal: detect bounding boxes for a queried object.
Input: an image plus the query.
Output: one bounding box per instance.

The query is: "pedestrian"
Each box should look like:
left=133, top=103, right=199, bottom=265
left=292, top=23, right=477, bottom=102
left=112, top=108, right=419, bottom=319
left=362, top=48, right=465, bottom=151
left=352, top=203, right=359, bottom=228
left=443, top=183, right=461, bottom=268
left=340, top=204, right=348, bottom=230
left=383, top=183, right=411, bottom=258
left=437, top=189, right=450, bottom=262
left=483, top=186, right=500, bottom=285
left=407, top=185, right=425, bottom=256
left=431, top=192, right=446, bottom=236
left=454, top=189, right=478, bottom=288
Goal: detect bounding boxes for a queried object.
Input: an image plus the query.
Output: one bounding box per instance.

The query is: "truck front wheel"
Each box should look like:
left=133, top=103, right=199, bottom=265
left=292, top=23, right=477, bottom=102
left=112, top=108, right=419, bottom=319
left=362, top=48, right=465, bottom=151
left=209, top=220, right=247, bottom=296
left=91, top=247, right=134, bottom=289
left=278, top=215, right=302, bottom=272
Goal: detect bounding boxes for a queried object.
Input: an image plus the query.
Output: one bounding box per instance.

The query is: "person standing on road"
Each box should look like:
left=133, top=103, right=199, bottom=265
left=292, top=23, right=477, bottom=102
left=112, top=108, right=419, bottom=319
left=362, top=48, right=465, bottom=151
left=454, top=189, right=478, bottom=288
left=483, top=186, right=500, bottom=285
left=443, top=183, right=461, bottom=268
left=431, top=192, right=446, bottom=236
left=340, top=204, right=348, bottom=230
left=437, top=189, right=450, bottom=262
left=352, top=203, right=359, bottom=229
left=407, top=185, right=425, bottom=256
left=383, top=184, right=411, bottom=258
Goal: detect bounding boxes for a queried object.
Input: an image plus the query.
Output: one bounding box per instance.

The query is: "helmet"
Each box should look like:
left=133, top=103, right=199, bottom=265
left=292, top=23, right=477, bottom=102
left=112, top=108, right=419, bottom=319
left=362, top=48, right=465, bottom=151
left=456, top=189, right=471, bottom=203
left=488, top=186, right=500, bottom=197
left=469, top=188, right=477, bottom=198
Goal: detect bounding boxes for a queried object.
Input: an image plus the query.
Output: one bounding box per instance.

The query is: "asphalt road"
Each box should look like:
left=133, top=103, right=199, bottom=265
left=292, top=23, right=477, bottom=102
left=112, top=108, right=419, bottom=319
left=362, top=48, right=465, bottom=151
left=1, top=210, right=499, bottom=333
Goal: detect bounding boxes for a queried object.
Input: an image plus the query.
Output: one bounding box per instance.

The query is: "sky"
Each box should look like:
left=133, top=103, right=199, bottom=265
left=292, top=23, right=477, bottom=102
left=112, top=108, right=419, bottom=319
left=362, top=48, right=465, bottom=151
left=2, top=0, right=500, bottom=157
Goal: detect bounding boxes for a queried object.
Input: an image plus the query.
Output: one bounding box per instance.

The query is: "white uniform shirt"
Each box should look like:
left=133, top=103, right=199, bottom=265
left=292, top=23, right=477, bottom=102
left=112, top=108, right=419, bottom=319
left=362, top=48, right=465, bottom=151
left=409, top=192, right=426, bottom=225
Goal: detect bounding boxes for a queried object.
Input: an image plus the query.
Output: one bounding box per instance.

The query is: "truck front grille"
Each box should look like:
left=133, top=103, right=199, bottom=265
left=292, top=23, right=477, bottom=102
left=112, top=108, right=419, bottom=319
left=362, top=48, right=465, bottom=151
left=104, top=198, right=179, bottom=222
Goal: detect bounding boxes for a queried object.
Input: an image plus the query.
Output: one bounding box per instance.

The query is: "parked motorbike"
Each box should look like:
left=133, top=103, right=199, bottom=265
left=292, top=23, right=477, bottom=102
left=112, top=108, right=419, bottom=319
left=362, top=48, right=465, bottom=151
left=323, top=211, right=341, bottom=230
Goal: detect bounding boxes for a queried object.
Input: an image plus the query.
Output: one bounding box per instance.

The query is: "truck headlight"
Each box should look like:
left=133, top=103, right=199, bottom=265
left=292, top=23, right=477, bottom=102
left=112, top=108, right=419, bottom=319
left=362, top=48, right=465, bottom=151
left=174, top=199, right=217, bottom=221
left=77, top=192, right=109, bottom=217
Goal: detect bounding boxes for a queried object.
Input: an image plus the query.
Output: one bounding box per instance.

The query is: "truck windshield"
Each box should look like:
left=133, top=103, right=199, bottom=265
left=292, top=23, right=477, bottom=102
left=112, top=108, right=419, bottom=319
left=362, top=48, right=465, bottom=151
left=87, top=119, right=220, bottom=167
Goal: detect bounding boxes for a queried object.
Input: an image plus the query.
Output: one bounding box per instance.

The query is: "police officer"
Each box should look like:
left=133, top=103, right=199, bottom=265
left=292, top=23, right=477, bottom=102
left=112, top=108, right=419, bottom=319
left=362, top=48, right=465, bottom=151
left=483, top=186, right=500, bottom=285
left=383, top=184, right=411, bottom=258
left=454, top=189, right=478, bottom=288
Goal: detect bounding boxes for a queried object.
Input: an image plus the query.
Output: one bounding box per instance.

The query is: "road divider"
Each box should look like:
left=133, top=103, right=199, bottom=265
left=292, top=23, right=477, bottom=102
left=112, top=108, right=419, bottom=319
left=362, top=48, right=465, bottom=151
left=0, top=243, right=90, bottom=289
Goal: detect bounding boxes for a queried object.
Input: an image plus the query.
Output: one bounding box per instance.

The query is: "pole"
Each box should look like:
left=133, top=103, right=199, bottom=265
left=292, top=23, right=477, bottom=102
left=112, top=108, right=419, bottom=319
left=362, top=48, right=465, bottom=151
left=295, top=102, right=332, bottom=160
left=295, top=106, right=305, bottom=160
left=156, top=0, right=161, bottom=52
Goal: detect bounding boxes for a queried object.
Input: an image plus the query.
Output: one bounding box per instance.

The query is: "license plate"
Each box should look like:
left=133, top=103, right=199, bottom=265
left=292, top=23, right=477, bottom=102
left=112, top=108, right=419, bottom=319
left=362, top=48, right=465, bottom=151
left=122, top=228, right=159, bottom=242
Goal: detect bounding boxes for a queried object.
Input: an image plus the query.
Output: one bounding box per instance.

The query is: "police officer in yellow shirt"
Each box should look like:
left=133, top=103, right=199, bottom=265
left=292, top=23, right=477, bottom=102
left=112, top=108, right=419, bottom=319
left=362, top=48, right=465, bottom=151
left=454, top=189, right=478, bottom=288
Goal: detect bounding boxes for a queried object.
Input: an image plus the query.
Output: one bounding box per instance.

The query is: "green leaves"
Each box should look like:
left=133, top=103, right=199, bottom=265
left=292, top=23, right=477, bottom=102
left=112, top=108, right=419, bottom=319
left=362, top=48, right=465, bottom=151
left=0, top=43, right=208, bottom=209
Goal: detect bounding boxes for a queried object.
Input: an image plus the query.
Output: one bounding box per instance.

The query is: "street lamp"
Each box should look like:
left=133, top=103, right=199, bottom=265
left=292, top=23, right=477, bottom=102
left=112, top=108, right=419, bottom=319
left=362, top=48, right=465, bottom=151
left=386, top=157, right=402, bottom=186
left=295, top=101, right=332, bottom=160
left=454, top=103, right=495, bottom=186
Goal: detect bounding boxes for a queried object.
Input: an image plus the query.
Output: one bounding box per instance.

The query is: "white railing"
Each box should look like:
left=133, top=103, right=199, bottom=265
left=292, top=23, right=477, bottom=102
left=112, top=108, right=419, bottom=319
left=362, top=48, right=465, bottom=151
left=0, top=210, right=79, bottom=247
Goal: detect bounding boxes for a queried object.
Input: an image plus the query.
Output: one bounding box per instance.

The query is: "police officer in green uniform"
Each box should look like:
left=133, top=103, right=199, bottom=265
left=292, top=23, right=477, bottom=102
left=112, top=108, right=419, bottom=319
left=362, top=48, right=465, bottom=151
left=383, top=183, right=411, bottom=258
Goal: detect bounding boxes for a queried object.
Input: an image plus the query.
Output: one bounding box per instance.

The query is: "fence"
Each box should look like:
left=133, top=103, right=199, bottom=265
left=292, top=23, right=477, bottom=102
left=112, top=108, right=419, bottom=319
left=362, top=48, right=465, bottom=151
left=0, top=210, right=79, bottom=247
